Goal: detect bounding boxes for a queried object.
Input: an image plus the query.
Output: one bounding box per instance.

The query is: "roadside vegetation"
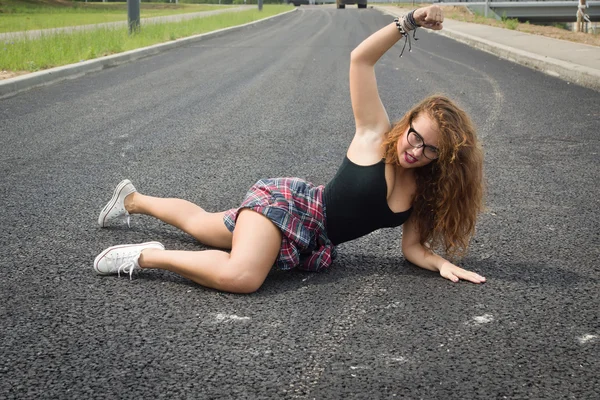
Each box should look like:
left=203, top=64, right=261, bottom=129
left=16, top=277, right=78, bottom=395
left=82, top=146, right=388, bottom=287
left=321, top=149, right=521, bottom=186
left=394, top=2, right=600, bottom=47
left=3, top=1, right=596, bottom=79
left=0, top=4, right=293, bottom=76
left=0, top=0, right=237, bottom=33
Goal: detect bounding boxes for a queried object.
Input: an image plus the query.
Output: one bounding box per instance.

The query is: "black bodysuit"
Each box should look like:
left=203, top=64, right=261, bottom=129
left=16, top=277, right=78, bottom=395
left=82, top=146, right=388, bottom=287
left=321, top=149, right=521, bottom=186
left=323, top=156, right=412, bottom=245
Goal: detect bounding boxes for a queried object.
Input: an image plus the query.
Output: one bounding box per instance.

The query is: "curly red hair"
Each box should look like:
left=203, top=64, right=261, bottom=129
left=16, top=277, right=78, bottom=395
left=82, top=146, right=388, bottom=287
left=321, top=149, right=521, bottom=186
left=383, top=95, right=485, bottom=258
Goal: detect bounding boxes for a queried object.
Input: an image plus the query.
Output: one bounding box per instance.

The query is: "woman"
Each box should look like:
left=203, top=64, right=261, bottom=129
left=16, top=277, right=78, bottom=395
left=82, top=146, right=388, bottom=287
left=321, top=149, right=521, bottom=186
left=94, top=5, right=486, bottom=293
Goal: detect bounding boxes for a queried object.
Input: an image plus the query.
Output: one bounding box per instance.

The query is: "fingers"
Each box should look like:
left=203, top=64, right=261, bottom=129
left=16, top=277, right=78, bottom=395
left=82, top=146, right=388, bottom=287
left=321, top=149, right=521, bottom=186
left=441, top=267, right=486, bottom=284
left=423, top=22, right=443, bottom=31
left=424, top=5, right=444, bottom=27
left=456, top=270, right=486, bottom=284
left=441, top=270, right=460, bottom=283
left=413, top=5, right=444, bottom=30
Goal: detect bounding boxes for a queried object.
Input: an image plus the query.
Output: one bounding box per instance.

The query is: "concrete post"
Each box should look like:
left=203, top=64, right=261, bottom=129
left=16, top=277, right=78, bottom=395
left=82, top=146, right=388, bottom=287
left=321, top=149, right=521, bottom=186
left=128, top=0, right=141, bottom=34
left=258, top=0, right=263, bottom=11
left=577, top=0, right=587, bottom=33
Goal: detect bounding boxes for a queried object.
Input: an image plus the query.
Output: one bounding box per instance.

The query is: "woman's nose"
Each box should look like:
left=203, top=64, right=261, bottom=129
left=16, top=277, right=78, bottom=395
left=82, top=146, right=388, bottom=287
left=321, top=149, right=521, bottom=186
left=413, top=146, right=424, bottom=158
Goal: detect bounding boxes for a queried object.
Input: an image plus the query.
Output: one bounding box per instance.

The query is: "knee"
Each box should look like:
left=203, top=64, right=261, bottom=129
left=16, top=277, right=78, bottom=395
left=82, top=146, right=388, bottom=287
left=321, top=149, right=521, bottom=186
left=216, top=268, right=265, bottom=294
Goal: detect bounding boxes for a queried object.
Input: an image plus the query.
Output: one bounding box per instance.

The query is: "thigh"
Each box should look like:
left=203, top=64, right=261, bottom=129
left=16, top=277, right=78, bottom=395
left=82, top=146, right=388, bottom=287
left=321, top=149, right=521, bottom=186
left=228, top=209, right=282, bottom=290
left=204, top=211, right=234, bottom=249
left=186, top=211, right=234, bottom=249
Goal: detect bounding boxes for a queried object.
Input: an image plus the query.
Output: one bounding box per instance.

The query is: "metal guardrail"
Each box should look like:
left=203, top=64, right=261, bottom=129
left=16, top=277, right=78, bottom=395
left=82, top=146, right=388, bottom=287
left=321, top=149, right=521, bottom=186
left=348, top=1, right=599, bottom=23
left=437, top=1, right=599, bottom=22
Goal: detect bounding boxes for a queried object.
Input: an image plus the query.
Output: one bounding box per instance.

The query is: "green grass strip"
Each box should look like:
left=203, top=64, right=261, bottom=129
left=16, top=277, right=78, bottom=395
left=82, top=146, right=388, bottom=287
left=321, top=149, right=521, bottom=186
left=0, top=5, right=293, bottom=73
left=0, top=2, right=235, bottom=33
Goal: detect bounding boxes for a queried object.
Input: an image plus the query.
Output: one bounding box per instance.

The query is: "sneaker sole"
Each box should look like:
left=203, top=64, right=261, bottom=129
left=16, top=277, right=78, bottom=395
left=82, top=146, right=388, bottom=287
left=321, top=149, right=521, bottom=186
left=98, top=179, right=132, bottom=227
left=93, top=241, right=165, bottom=275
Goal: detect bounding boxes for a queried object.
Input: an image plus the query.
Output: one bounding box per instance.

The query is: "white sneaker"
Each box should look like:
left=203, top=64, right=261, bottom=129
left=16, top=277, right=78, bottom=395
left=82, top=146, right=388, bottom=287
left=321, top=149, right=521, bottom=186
left=98, top=179, right=137, bottom=228
left=94, top=242, right=165, bottom=280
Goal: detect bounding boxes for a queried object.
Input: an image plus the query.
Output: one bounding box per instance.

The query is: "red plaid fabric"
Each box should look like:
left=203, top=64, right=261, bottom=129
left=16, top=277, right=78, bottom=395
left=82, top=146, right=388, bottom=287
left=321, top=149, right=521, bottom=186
left=223, top=178, right=336, bottom=271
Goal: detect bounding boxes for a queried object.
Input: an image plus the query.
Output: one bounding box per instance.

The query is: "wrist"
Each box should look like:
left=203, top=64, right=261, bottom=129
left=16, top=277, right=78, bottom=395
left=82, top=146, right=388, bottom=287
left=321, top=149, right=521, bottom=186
left=413, top=8, right=425, bottom=26
left=438, top=260, right=454, bottom=272
left=393, top=10, right=419, bottom=35
left=406, top=10, right=419, bottom=29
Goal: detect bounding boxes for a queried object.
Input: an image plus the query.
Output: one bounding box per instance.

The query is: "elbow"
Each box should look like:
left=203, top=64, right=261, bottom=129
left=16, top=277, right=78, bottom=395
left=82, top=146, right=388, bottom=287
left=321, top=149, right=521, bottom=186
left=402, top=242, right=429, bottom=265
left=402, top=243, right=438, bottom=272
left=401, top=243, right=417, bottom=263
left=350, top=49, right=373, bottom=66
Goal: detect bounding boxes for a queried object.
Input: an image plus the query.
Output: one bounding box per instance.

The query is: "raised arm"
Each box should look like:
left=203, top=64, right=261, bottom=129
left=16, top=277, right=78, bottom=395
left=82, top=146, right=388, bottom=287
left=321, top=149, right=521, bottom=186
left=350, top=6, right=445, bottom=135
left=401, top=215, right=486, bottom=284
left=350, top=23, right=401, bottom=134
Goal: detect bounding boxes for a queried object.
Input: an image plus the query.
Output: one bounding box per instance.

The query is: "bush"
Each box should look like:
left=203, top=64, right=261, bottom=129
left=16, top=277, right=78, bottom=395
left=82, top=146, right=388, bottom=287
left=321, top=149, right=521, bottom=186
left=552, top=22, right=569, bottom=31
left=504, top=18, right=519, bottom=30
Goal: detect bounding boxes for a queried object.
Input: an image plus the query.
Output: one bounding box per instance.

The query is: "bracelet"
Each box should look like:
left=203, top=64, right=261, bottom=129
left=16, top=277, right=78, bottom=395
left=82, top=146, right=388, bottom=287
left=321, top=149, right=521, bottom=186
left=393, top=17, right=407, bottom=36
left=393, top=10, right=419, bottom=36
left=407, top=10, right=418, bottom=30
left=393, top=11, right=419, bottom=57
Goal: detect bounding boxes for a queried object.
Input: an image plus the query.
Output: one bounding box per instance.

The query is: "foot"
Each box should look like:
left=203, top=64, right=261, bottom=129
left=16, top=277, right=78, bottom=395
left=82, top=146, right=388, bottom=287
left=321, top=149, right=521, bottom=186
left=98, top=179, right=137, bottom=228
left=94, top=241, right=165, bottom=279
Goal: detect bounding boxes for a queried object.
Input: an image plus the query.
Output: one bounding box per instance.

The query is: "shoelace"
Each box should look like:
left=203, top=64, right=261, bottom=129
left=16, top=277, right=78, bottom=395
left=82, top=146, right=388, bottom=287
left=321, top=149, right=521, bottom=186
left=117, top=261, right=137, bottom=280
left=399, top=29, right=418, bottom=58
left=110, top=250, right=139, bottom=280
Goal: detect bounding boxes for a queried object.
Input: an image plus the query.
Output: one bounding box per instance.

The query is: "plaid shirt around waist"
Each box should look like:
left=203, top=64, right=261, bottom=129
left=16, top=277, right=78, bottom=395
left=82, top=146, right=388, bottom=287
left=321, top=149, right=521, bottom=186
left=223, top=178, right=336, bottom=271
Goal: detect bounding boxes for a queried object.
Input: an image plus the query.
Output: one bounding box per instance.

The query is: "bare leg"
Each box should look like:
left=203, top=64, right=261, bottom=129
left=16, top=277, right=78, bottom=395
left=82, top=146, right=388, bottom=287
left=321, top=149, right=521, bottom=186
left=125, top=192, right=233, bottom=249
left=137, top=209, right=282, bottom=293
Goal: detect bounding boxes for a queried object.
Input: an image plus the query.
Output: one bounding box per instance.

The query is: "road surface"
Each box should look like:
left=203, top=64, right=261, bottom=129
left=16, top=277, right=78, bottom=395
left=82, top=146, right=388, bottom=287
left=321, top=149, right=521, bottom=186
left=1, top=7, right=598, bottom=399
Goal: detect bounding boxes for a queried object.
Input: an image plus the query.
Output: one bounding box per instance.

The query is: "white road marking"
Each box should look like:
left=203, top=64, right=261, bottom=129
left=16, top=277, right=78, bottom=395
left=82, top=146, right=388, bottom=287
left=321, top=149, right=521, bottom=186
left=578, top=334, right=597, bottom=344
left=215, top=313, right=250, bottom=322
left=385, top=302, right=400, bottom=309
left=471, top=314, right=494, bottom=324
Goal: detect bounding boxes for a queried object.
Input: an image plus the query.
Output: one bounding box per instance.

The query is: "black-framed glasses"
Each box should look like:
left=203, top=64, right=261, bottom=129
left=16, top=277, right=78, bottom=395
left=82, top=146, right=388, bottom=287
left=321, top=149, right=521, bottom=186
left=407, top=122, right=439, bottom=160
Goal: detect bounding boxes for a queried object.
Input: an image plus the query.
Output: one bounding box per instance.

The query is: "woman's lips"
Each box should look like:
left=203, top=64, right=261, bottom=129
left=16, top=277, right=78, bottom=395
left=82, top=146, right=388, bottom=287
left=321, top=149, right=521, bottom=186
left=404, top=152, right=418, bottom=164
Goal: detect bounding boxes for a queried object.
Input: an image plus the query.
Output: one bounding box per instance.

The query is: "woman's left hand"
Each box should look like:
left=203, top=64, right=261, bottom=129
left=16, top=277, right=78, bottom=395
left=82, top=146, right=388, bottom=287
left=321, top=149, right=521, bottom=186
left=439, top=262, right=486, bottom=284
left=413, top=5, right=444, bottom=30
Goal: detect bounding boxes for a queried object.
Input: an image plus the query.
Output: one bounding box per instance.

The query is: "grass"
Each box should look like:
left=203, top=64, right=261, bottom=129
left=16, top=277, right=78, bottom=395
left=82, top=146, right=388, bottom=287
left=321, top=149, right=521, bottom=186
left=500, top=12, right=519, bottom=30
left=0, top=4, right=293, bottom=73
left=0, top=0, right=235, bottom=33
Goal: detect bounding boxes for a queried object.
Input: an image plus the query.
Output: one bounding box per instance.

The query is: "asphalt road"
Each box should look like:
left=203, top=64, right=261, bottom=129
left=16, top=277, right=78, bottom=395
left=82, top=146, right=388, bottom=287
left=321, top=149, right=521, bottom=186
left=1, top=7, right=599, bottom=399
